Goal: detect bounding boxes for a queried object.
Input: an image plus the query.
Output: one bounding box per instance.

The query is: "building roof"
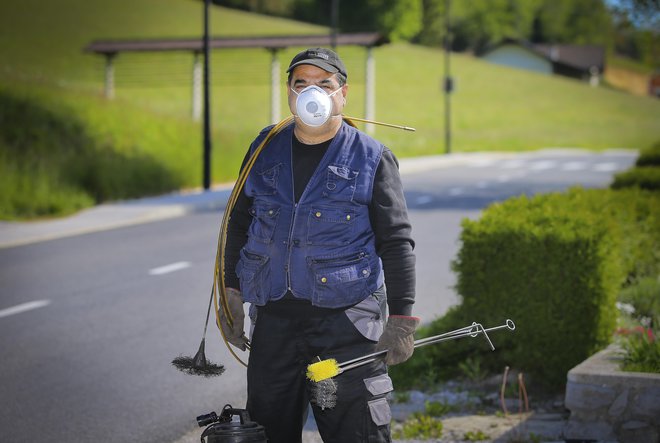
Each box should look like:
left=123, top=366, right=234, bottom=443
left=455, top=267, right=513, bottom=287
left=481, top=39, right=605, bottom=73
left=85, top=33, right=389, bottom=55
left=532, top=43, right=605, bottom=72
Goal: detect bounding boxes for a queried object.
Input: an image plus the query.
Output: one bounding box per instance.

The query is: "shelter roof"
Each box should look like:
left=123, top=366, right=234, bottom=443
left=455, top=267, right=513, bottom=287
left=85, top=33, right=388, bottom=55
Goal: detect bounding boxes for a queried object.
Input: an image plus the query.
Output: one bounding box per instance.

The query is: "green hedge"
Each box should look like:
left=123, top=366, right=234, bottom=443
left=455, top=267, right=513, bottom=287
left=452, top=189, right=625, bottom=388
left=391, top=188, right=660, bottom=390
left=611, top=167, right=660, bottom=191
left=611, top=141, right=660, bottom=192
left=635, top=141, right=660, bottom=167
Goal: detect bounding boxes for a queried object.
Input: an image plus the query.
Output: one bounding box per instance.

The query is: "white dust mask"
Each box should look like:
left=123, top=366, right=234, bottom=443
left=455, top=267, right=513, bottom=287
left=291, top=85, right=342, bottom=127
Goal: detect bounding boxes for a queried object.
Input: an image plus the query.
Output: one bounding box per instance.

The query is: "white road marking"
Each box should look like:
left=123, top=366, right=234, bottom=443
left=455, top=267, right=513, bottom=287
left=500, top=160, right=526, bottom=169
left=561, top=161, right=587, bottom=171
left=593, top=162, right=619, bottom=172
left=476, top=181, right=490, bottom=189
left=0, top=300, right=51, bottom=319
left=448, top=187, right=464, bottom=196
left=149, top=261, right=192, bottom=276
left=468, top=159, right=497, bottom=168
left=497, top=175, right=511, bottom=183
left=415, top=195, right=433, bottom=205
left=529, top=160, right=557, bottom=171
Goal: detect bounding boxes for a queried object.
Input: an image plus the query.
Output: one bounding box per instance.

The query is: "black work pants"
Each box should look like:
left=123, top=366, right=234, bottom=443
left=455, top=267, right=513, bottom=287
left=246, top=298, right=391, bottom=443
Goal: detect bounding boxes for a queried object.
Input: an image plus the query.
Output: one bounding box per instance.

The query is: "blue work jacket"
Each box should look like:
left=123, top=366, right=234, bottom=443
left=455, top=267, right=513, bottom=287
left=236, top=121, right=385, bottom=309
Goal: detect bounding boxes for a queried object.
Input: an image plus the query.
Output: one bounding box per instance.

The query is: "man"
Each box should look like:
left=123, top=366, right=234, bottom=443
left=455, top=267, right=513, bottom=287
left=222, top=47, right=418, bottom=442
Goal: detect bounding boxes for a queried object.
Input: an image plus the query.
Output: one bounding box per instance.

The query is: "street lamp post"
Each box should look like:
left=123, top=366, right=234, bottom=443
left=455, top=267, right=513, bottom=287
left=443, top=0, right=453, bottom=155
left=203, top=0, right=212, bottom=190
left=330, top=0, right=339, bottom=50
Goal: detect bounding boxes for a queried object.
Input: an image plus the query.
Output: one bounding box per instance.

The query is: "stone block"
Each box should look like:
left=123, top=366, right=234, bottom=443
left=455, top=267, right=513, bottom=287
left=608, top=388, right=629, bottom=418
left=565, top=381, right=617, bottom=411
left=630, top=388, right=660, bottom=424
left=618, top=420, right=659, bottom=443
left=564, top=418, right=616, bottom=441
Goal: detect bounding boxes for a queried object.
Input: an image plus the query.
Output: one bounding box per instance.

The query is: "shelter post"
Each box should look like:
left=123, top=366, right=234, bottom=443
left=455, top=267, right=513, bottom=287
left=192, top=51, right=202, bottom=121
left=364, top=46, right=375, bottom=135
left=104, top=53, right=116, bottom=100
left=269, top=49, right=281, bottom=125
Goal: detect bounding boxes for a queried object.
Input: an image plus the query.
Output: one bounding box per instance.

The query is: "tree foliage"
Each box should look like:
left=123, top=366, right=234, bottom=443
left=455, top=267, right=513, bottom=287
left=417, top=0, right=611, bottom=52
left=609, top=0, right=660, bottom=66
left=290, top=0, right=421, bottom=41
left=210, top=0, right=658, bottom=66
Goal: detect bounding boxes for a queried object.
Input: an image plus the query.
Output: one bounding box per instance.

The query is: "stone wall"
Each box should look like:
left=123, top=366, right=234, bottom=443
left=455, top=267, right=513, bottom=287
left=564, top=344, right=660, bottom=443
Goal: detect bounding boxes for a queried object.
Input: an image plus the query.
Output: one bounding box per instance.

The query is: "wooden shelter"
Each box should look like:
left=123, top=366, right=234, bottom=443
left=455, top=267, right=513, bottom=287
left=85, top=33, right=388, bottom=129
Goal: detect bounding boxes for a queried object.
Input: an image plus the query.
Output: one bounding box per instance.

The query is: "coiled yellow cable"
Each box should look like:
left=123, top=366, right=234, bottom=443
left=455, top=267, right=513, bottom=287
left=213, top=116, right=360, bottom=367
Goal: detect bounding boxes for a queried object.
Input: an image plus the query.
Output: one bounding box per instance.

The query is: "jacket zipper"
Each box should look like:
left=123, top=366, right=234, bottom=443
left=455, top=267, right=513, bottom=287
left=285, top=128, right=340, bottom=292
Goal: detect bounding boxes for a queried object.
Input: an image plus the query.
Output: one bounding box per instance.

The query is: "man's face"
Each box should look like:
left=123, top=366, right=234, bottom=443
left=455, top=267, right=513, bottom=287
left=287, top=64, right=347, bottom=122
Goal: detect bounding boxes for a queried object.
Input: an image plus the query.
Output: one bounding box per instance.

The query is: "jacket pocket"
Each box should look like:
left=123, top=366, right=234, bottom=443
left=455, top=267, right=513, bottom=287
left=306, top=206, right=355, bottom=246
left=247, top=162, right=282, bottom=196
left=236, top=249, right=270, bottom=305
left=364, top=373, right=394, bottom=396
left=344, top=286, right=386, bottom=341
left=247, top=204, right=280, bottom=244
left=367, top=397, right=392, bottom=427
left=309, top=252, right=371, bottom=308
left=323, top=164, right=358, bottom=202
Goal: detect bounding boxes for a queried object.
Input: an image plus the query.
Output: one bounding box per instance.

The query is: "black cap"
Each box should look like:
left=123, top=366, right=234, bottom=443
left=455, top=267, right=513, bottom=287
left=287, top=48, right=348, bottom=79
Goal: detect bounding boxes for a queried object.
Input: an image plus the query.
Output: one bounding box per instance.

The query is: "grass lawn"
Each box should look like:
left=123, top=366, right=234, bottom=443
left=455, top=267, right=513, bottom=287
left=1, top=0, right=659, bottom=218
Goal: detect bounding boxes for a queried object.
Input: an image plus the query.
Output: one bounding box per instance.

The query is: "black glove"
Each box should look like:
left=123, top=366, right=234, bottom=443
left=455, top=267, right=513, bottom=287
left=218, top=288, right=249, bottom=351
left=375, top=315, right=420, bottom=365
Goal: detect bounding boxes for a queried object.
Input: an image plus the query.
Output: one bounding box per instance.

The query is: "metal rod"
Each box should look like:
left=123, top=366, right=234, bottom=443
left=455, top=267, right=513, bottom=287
left=344, top=115, right=416, bottom=132
left=337, top=319, right=515, bottom=373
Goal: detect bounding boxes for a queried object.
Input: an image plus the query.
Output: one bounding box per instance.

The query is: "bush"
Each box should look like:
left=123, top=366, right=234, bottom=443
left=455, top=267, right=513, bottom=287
left=620, top=329, right=660, bottom=373
left=592, top=189, right=660, bottom=282
left=635, top=141, right=660, bottom=167
left=393, top=413, right=443, bottom=439
left=618, top=277, right=660, bottom=329
left=390, top=305, right=479, bottom=389
left=393, top=188, right=660, bottom=390
left=451, top=188, right=625, bottom=388
left=611, top=166, right=660, bottom=191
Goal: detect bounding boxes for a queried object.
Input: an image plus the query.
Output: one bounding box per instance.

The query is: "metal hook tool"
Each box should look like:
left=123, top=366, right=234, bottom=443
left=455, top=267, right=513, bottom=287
left=339, top=319, right=516, bottom=373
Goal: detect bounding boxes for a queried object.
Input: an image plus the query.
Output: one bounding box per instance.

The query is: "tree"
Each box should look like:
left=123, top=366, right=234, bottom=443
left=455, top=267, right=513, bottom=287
left=608, top=0, right=659, bottom=66
left=415, top=0, right=541, bottom=51
left=291, top=0, right=422, bottom=41
left=533, top=0, right=611, bottom=44
left=451, top=0, right=541, bottom=52
left=615, top=0, right=660, bottom=29
left=368, top=0, right=422, bottom=41
left=416, top=0, right=612, bottom=51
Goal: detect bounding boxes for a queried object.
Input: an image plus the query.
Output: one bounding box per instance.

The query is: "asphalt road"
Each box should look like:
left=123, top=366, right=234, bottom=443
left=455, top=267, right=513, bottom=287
left=0, top=149, right=636, bottom=442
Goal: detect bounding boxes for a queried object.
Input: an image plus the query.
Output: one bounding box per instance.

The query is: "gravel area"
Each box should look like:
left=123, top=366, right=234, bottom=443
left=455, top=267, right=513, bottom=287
left=303, top=373, right=569, bottom=443
left=183, top=373, right=569, bottom=442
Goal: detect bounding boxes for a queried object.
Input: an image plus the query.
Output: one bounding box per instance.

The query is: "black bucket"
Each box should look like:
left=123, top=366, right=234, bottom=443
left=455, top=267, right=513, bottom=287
left=198, top=406, right=267, bottom=443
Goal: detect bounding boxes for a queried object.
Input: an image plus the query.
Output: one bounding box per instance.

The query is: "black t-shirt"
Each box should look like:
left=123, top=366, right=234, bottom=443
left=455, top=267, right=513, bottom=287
left=224, top=131, right=415, bottom=316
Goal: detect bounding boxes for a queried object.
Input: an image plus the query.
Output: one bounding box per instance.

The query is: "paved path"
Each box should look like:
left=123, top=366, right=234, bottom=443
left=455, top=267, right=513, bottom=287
left=0, top=149, right=634, bottom=250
